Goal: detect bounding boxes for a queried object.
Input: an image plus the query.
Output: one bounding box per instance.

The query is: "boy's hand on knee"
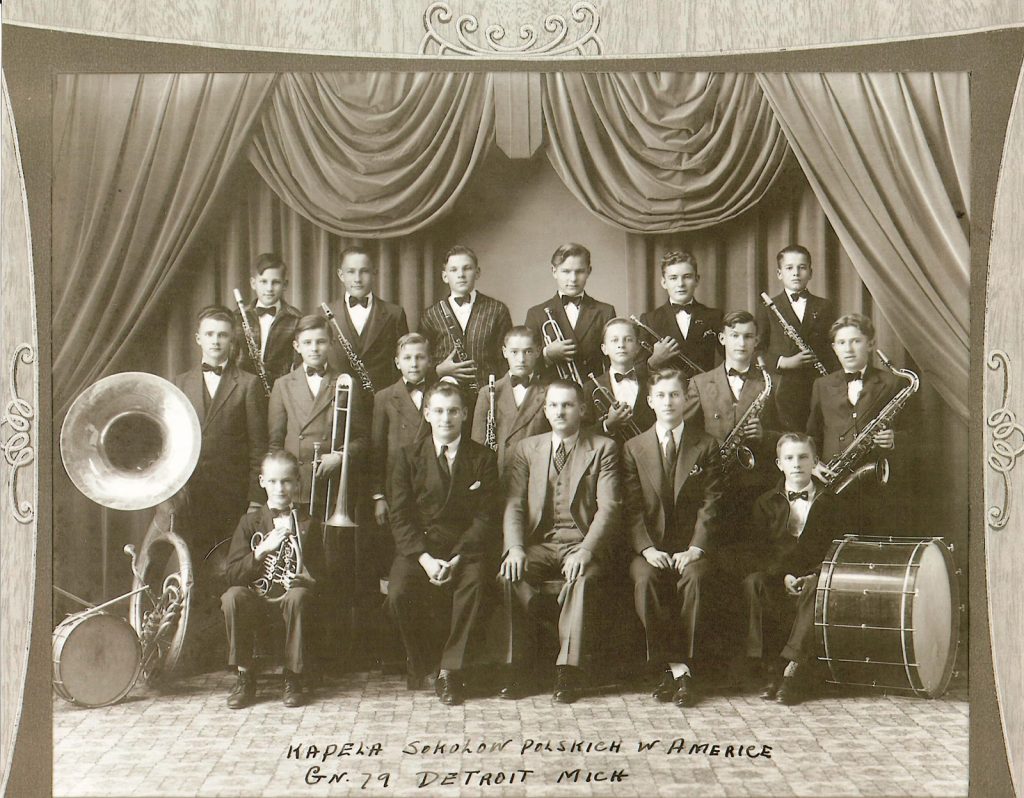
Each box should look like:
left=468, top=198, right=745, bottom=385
left=500, top=546, right=527, bottom=582
left=641, top=546, right=672, bottom=569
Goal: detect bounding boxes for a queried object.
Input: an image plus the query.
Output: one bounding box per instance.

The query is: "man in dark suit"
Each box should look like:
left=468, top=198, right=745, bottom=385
left=755, top=245, right=838, bottom=431
left=500, top=380, right=621, bottom=704
left=174, top=305, right=268, bottom=561
left=387, top=382, right=500, bottom=706
left=584, top=318, right=655, bottom=442
left=624, top=368, right=723, bottom=709
left=419, top=245, right=513, bottom=429
left=323, top=246, right=410, bottom=394
left=471, top=326, right=549, bottom=479
left=232, top=252, right=302, bottom=391
left=525, top=243, right=616, bottom=384
left=638, top=251, right=723, bottom=376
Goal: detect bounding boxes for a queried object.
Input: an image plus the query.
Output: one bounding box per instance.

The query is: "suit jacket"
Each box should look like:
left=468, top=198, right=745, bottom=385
left=806, top=365, right=907, bottom=462
left=748, top=479, right=845, bottom=578
left=585, top=364, right=655, bottom=442
left=622, top=424, right=723, bottom=555
left=268, top=367, right=370, bottom=502
left=223, top=505, right=325, bottom=588
left=232, top=299, right=303, bottom=388
left=471, top=373, right=550, bottom=477
left=419, top=292, right=513, bottom=391
left=503, top=431, right=621, bottom=555
left=638, top=300, right=723, bottom=373
left=323, top=296, right=409, bottom=394
left=173, top=362, right=267, bottom=504
left=525, top=294, right=616, bottom=381
left=388, top=435, right=500, bottom=561
left=371, top=378, right=431, bottom=497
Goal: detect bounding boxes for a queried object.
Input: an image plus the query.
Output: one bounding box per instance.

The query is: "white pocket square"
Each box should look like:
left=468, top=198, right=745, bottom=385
left=468, top=480, right=482, bottom=490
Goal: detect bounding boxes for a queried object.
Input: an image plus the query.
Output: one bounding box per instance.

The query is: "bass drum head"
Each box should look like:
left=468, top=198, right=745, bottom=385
left=53, top=613, right=141, bottom=707
left=911, top=541, right=959, bottom=696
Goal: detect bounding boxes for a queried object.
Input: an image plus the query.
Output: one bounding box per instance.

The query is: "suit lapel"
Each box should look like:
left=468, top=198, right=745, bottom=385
left=528, top=437, right=550, bottom=533
left=572, top=295, right=599, bottom=345
left=337, top=303, right=362, bottom=349
left=855, top=366, right=885, bottom=415
left=737, top=366, right=763, bottom=410
left=304, top=372, right=337, bottom=431
left=635, top=427, right=663, bottom=499
left=674, top=424, right=705, bottom=500
left=547, top=297, right=579, bottom=345
left=205, top=366, right=238, bottom=428
left=392, top=384, right=423, bottom=423
left=655, top=303, right=686, bottom=348
left=505, top=379, right=533, bottom=437
left=566, top=435, right=598, bottom=505
left=360, top=298, right=385, bottom=354
left=182, top=367, right=207, bottom=427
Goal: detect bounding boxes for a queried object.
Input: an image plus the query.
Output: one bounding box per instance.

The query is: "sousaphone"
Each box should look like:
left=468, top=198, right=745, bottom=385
left=59, top=372, right=202, bottom=690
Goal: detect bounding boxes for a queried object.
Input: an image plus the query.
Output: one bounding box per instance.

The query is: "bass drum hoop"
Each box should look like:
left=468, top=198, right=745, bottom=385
left=52, top=611, right=142, bottom=708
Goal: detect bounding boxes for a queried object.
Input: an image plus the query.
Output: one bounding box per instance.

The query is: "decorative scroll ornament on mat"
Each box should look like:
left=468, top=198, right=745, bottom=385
left=0, top=343, right=35, bottom=524
left=987, top=350, right=1023, bottom=530
left=421, top=1, right=603, bottom=56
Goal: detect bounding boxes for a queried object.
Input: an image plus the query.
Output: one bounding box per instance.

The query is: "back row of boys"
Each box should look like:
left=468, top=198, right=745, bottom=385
left=174, top=242, right=904, bottom=708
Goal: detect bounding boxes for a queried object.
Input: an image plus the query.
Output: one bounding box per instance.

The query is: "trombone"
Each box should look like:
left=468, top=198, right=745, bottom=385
left=629, top=315, right=706, bottom=377
left=320, top=373, right=357, bottom=528
left=542, top=308, right=584, bottom=386
left=587, top=372, right=643, bottom=439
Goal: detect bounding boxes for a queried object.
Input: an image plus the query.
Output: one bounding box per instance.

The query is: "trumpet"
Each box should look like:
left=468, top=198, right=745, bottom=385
left=439, top=300, right=479, bottom=393
left=484, top=374, right=498, bottom=451
left=250, top=508, right=303, bottom=602
left=587, top=372, right=642, bottom=439
left=542, top=308, right=584, bottom=386
left=322, top=373, right=357, bottom=528
left=321, top=302, right=375, bottom=393
left=629, top=315, right=706, bottom=377
left=232, top=288, right=272, bottom=398
left=759, top=292, right=829, bottom=377
left=716, top=356, right=772, bottom=476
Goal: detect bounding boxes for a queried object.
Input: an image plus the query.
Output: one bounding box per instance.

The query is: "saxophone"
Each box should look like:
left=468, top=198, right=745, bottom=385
left=250, top=508, right=303, bottom=602
left=320, top=302, right=374, bottom=393
left=484, top=374, right=498, bottom=451
left=759, top=292, right=829, bottom=377
left=822, top=350, right=919, bottom=495
left=232, top=288, right=272, bottom=398
left=716, top=356, right=772, bottom=475
left=439, top=299, right=480, bottom=392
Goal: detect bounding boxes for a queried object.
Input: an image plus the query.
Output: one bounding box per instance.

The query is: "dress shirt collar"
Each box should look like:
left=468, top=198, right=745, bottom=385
left=433, top=435, right=461, bottom=458
left=655, top=420, right=685, bottom=445
left=449, top=290, right=477, bottom=306
left=551, top=430, right=580, bottom=452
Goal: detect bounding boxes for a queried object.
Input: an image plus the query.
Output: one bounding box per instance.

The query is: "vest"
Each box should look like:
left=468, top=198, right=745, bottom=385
left=539, top=444, right=583, bottom=544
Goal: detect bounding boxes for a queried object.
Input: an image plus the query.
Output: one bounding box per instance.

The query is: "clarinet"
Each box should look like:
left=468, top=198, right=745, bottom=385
left=320, top=302, right=375, bottom=393
left=484, top=374, right=497, bottom=451
left=232, top=289, right=272, bottom=398
left=759, top=292, right=829, bottom=377
left=439, top=300, right=480, bottom=392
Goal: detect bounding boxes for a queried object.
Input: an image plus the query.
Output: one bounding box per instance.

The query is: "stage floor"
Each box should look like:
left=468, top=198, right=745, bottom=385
left=53, top=670, right=968, bottom=797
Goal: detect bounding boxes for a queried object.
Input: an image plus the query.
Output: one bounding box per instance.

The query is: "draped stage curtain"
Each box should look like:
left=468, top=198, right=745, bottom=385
left=757, top=72, right=970, bottom=419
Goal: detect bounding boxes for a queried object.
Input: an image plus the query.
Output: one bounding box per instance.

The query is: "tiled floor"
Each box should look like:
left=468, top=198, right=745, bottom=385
left=53, top=671, right=968, bottom=797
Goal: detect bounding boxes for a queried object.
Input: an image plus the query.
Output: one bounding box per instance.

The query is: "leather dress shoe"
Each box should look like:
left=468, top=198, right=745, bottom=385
left=499, top=672, right=524, bottom=700
left=435, top=672, right=463, bottom=706
left=776, top=674, right=805, bottom=705
left=283, top=672, right=304, bottom=708
left=652, top=670, right=676, bottom=703
left=227, top=669, right=255, bottom=709
left=673, top=673, right=698, bottom=708
left=759, top=678, right=781, bottom=702
left=552, top=666, right=583, bottom=704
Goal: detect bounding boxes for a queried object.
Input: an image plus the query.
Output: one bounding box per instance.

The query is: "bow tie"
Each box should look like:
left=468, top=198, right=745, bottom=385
left=452, top=294, right=472, bottom=307
left=269, top=506, right=293, bottom=518
left=306, top=365, right=326, bottom=377
left=201, top=363, right=224, bottom=375
left=789, top=290, right=809, bottom=302
left=727, top=368, right=749, bottom=380
left=405, top=380, right=425, bottom=393
left=510, top=375, right=533, bottom=389
left=348, top=295, right=369, bottom=309
left=787, top=490, right=809, bottom=502
left=560, top=294, right=582, bottom=308
left=255, top=305, right=277, bottom=317
left=613, top=370, right=636, bottom=383
left=844, top=371, right=863, bottom=383
left=671, top=302, right=694, bottom=314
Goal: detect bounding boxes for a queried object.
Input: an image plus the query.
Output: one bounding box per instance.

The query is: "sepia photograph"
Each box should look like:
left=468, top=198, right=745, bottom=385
left=2, top=3, right=1021, bottom=798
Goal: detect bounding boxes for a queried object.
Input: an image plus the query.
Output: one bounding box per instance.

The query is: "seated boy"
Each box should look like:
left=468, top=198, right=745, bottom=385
left=220, top=450, right=324, bottom=709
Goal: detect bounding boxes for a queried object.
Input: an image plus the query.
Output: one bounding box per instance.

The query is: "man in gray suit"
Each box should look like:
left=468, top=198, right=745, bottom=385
left=499, top=380, right=621, bottom=704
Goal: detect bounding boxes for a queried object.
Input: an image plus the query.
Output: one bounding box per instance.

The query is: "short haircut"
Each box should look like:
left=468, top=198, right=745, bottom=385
left=660, top=250, right=699, bottom=276
left=776, top=244, right=812, bottom=267
left=647, top=367, right=687, bottom=391
left=545, top=378, right=585, bottom=404
left=395, top=332, right=429, bottom=356
left=252, top=252, right=287, bottom=279
left=776, top=431, right=818, bottom=458
left=293, top=314, right=330, bottom=341
left=197, top=304, right=234, bottom=328
left=423, top=380, right=465, bottom=409
left=503, top=325, right=539, bottom=347
left=261, top=448, right=301, bottom=477
left=722, top=310, right=756, bottom=329
left=550, top=243, right=591, bottom=269
left=829, top=313, right=875, bottom=342
left=338, top=245, right=374, bottom=269
left=443, top=244, right=478, bottom=269
left=602, top=316, right=637, bottom=340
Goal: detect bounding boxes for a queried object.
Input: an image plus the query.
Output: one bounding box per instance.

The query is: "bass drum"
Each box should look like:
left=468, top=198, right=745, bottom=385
left=53, top=612, right=141, bottom=707
left=815, top=535, right=961, bottom=697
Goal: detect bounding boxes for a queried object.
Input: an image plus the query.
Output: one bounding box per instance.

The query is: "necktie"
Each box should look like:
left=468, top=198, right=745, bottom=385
left=202, top=363, right=224, bottom=376
left=789, top=290, right=809, bottom=302
left=787, top=490, right=809, bottom=502
left=561, top=295, right=582, bottom=308
left=438, top=444, right=452, bottom=484
left=256, top=305, right=277, bottom=317
left=671, top=302, right=693, bottom=314
left=510, top=375, right=532, bottom=388
left=613, top=370, right=636, bottom=383
left=306, top=365, right=326, bottom=377
left=662, top=432, right=677, bottom=480
left=348, top=295, right=369, bottom=309
left=553, top=441, right=567, bottom=473
left=727, top=368, right=748, bottom=380
left=844, top=371, right=862, bottom=383
left=452, top=295, right=471, bottom=307
left=405, top=380, right=425, bottom=393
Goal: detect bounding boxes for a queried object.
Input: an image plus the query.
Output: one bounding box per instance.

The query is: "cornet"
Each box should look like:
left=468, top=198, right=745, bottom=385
left=542, top=308, right=584, bottom=386
left=587, top=372, right=642, bottom=439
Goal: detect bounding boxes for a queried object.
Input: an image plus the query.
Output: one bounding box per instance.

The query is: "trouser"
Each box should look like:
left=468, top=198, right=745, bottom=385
left=501, top=541, right=605, bottom=669
left=387, top=555, right=489, bottom=675
left=629, top=555, right=709, bottom=665
left=742, top=571, right=817, bottom=664
left=221, top=585, right=314, bottom=674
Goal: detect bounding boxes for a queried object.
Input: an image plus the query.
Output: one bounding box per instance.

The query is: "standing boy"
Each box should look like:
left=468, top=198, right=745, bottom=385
left=233, top=252, right=302, bottom=390
left=584, top=317, right=655, bottom=442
